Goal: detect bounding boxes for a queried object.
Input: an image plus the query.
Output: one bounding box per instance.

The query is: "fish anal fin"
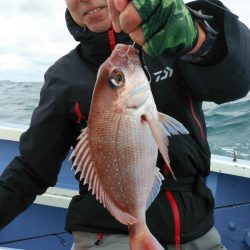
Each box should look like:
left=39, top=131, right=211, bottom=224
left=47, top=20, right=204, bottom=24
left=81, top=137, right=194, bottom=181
left=84, top=166, right=137, bottom=225
left=104, top=195, right=138, bottom=225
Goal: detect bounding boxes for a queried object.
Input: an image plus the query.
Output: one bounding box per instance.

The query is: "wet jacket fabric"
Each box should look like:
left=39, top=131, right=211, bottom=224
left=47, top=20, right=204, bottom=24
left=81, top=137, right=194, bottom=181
left=0, top=0, right=250, bottom=247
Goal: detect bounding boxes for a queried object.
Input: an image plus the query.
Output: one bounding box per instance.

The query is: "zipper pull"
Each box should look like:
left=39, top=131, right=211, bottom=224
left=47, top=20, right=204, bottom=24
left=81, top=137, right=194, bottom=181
left=95, top=232, right=103, bottom=245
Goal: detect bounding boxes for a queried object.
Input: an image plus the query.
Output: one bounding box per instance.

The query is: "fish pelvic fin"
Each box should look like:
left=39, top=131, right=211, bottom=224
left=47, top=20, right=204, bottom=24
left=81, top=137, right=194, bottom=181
left=146, top=112, right=189, bottom=180
left=71, top=127, right=137, bottom=226
left=146, top=167, right=164, bottom=209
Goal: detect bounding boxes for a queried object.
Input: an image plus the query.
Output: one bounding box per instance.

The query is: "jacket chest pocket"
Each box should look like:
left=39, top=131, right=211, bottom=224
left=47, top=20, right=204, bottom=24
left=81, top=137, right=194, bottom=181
left=68, top=97, right=90, bottom=131
left=66, top=81, right=95, bottom=129
left=74, top=101, right=88, bottom=129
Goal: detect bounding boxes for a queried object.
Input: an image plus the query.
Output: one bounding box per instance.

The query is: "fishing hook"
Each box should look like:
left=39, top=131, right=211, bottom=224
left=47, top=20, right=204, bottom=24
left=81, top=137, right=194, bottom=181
left=125, top=41, right=136, bottom=56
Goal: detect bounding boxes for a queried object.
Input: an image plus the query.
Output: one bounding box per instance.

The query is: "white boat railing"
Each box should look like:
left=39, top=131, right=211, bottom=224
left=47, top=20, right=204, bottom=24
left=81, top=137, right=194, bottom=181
left=0, top=122, right=250, bottom=208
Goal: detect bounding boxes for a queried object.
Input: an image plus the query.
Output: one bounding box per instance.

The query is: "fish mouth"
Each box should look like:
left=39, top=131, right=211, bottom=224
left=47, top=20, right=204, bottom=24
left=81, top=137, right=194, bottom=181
left=111, top=44, right=139, bottom=62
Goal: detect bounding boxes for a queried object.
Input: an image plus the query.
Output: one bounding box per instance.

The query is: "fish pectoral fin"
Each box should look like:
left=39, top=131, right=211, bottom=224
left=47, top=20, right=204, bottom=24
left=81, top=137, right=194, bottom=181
left=146, top=167, right=164, bottom=209
left=158, top=112, right=189, bottom=136
left=145, top=112, right=188, bottom=180
left=71, top=128, right=137, bottom=226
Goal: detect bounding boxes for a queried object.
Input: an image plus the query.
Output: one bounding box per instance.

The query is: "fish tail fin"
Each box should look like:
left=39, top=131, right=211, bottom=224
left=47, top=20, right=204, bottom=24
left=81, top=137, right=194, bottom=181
left=129, top=227, right=164, bottom=250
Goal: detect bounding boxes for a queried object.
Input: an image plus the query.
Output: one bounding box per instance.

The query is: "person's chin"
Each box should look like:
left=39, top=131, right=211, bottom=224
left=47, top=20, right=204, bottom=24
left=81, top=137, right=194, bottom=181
left=88, top=20, right=112, bottom=33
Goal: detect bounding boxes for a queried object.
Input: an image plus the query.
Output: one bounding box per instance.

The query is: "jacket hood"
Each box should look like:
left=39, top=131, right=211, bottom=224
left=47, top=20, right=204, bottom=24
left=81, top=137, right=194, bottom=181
left=65, top=9, right=131, bottom=67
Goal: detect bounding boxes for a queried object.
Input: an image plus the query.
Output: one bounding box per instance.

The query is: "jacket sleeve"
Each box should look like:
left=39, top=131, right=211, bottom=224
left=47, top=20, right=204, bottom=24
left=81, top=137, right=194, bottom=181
left=0, top=70, right=74, bottom=229
left=179, top=0, right=250, bottom=104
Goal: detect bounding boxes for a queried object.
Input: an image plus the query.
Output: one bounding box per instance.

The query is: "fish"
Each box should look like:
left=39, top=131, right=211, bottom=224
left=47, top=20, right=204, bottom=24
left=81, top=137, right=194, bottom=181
left=71, top=44, right=188, bottom=250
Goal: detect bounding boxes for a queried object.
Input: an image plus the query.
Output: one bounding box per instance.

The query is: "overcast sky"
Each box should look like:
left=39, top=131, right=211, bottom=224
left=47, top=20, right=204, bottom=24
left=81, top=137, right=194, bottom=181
left=0, top=0, right=250, bottom=82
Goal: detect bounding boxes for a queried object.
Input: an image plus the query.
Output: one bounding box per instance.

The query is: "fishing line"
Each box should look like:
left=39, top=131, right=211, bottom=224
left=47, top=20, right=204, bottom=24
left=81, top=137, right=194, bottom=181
left=0, top=232, right=67, bottom=246
left=141, top=49, right=152, bottom=84
left=125, top=42, right=151, bottom=83
left=125, top=41, right=136, bottom=55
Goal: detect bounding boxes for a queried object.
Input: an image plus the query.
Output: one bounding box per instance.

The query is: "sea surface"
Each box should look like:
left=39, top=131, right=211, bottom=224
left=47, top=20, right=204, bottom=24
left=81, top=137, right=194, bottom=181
left=0, top=80, right=249, bottom=161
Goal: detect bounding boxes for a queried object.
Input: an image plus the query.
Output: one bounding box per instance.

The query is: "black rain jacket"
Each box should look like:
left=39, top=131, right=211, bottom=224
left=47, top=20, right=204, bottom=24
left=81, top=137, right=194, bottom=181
left=0, top=0, right=250, bottom=247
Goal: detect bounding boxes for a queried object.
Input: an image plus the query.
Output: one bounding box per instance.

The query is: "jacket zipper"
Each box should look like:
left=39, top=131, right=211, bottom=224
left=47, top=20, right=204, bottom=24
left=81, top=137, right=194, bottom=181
left=108, top=26, right=116, bottom=51
left=188, top=92, right=205, bottom=141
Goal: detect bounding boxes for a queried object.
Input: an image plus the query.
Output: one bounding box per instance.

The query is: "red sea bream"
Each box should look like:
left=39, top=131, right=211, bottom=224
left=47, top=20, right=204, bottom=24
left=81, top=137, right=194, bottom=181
left=71, top=44, right=188, bottom=250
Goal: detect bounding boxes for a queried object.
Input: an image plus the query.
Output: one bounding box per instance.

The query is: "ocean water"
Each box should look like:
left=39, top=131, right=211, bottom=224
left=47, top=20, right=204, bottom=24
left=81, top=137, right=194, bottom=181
left=0, top=80, right=249, bottom=161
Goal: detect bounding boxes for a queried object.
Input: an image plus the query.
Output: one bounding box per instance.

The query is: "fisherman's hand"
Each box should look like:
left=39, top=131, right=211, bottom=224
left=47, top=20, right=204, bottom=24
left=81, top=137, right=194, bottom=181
left=107, top=0, right=198, bottom=57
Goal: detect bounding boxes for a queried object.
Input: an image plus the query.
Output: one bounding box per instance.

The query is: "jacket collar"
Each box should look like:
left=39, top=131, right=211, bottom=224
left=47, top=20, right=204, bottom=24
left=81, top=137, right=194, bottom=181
left=65, top=9, right=131, bottom=68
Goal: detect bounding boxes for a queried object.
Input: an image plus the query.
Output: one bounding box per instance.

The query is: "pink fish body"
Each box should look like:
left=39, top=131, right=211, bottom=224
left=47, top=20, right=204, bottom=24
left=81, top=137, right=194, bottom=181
left=72, top=44, right=188, bottom=250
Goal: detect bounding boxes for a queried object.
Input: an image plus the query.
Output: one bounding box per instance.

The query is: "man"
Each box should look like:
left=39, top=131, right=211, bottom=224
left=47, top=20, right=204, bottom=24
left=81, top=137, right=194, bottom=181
left=0, top=0, right=250, bottom=249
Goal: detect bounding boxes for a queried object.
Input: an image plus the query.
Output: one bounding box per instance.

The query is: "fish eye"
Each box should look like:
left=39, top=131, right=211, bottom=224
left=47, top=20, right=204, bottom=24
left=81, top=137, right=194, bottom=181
left=109, top=69, right=125, bottom=88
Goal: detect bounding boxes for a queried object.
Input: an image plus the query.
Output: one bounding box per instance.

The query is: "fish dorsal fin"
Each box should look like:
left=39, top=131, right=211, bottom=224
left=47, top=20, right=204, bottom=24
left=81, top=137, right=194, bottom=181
left=71, top=128, right=137, bottom=226
left=146, top=167, right=164, bottom=209
left=145, top=112, right=189, bottom=180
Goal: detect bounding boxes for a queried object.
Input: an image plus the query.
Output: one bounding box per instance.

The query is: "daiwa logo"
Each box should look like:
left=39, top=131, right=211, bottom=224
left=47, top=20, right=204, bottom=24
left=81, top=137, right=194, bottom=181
left=153, top=67, right=173, bottom=83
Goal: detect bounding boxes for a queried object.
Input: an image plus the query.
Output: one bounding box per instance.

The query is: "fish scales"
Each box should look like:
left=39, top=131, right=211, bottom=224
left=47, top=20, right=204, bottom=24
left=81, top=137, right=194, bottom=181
left=89, top=108, right=158, bottom=212
left=116, top=113, right=158, bottom=209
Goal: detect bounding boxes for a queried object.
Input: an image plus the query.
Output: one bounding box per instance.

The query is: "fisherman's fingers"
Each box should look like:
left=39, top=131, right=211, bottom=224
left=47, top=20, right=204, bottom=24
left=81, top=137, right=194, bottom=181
left=108, top=0, right=143, bottom=34
left=114, top=0, right=129, bottom=12
left=119, top=3, right=142, bottom=33
left=107, top=0, right=122, bottom=32
left=129, top=26, right=145, bottom=46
